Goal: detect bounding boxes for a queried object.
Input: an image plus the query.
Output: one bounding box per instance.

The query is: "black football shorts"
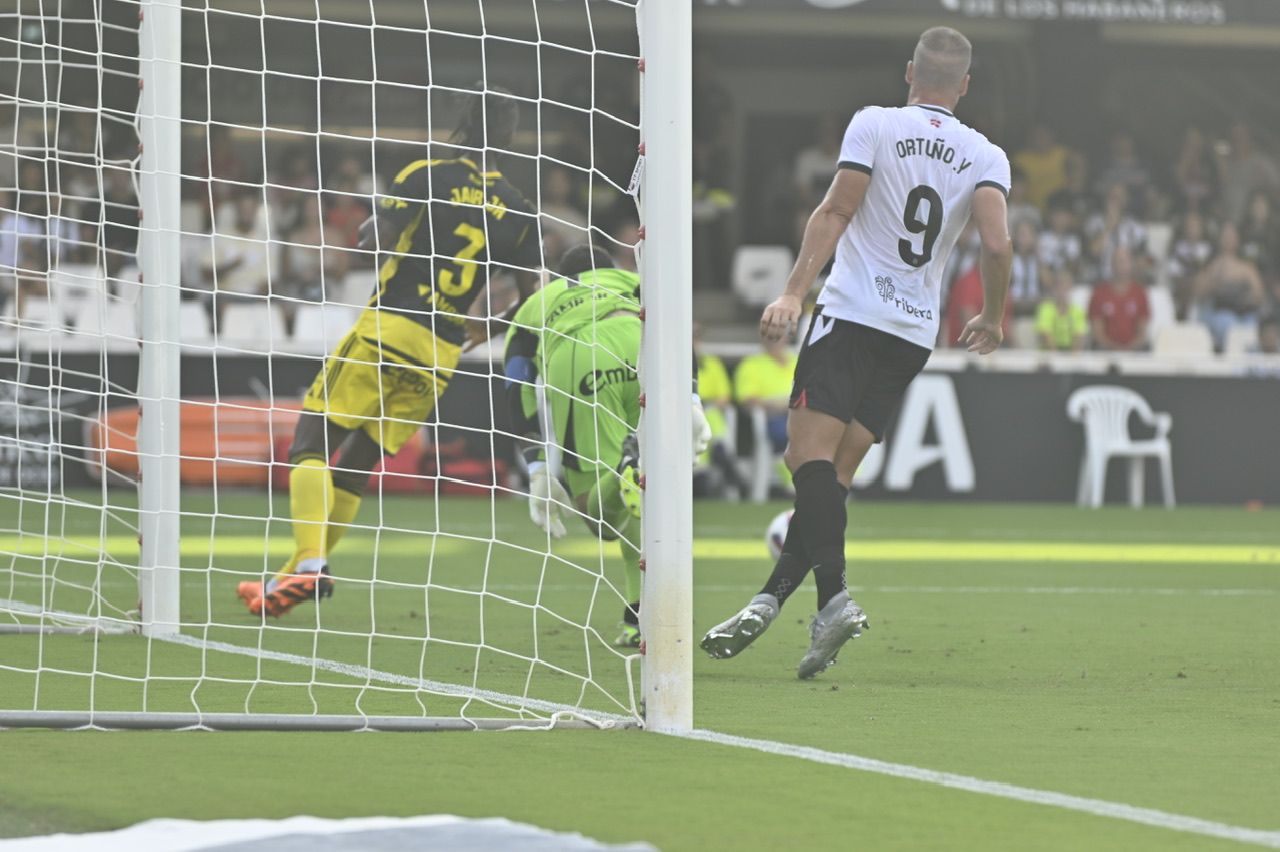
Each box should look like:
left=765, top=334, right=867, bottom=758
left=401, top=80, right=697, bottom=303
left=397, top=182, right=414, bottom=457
left=788, top=308, right=931, bottom=443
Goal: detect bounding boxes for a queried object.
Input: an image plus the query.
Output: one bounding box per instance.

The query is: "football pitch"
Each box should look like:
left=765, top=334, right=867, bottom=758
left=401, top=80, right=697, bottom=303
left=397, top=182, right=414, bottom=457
left=2, top=492, right=1278, bottom=850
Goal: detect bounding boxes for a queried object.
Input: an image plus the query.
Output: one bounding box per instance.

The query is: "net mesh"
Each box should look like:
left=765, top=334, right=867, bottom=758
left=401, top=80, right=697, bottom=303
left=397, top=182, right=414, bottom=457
left=0, top=0, right=647, bottom=729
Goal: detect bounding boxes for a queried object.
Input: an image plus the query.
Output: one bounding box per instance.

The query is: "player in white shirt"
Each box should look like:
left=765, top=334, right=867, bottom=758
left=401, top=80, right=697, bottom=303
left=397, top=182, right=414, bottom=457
left=702, top=26, right=1013, bottom=678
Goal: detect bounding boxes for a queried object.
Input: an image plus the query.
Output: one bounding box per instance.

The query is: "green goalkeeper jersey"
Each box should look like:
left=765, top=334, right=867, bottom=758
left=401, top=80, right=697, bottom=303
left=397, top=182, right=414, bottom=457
left=510, top=268, right=640, bottom=355
left=506, top=277, right=568, bottom=354
left=503, top=267, right=641, bottom=425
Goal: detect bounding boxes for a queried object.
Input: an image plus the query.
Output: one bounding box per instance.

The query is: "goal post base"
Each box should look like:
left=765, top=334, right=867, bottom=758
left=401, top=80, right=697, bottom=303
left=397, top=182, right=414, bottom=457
left=0, top=711, right=636, bottom=732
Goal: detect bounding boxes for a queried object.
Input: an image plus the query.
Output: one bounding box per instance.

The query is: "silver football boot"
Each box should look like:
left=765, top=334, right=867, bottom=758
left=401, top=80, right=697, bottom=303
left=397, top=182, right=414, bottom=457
left=796, top=591, right=868, bottom=679
left=699, top=594, right=780, bottom=659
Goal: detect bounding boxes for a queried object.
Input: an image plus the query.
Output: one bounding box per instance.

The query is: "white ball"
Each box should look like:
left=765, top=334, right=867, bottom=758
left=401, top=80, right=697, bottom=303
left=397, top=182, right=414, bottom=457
left=765, top=509, right=794, bottom=561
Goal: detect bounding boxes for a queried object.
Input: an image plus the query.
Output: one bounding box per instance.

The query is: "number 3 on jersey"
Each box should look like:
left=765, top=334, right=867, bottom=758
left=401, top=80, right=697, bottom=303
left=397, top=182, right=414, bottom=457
left=899, top=185, right=942, bottom=268
left=436, top=223, right=486, bottom=296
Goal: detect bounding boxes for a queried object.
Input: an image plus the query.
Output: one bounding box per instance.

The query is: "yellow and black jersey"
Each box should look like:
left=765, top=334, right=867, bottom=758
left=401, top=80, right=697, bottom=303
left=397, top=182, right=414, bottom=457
left=372, top=156, right=539, bottom=346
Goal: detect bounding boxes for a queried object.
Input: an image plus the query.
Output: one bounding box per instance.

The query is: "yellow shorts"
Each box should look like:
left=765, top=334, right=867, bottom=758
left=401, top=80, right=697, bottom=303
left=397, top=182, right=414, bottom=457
left=301, top=310, right=460, bottom=454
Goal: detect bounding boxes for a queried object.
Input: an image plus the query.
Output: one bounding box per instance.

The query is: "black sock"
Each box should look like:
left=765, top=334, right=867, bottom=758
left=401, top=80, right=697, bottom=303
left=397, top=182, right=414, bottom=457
left=759, top=473, right=850, bottom=609
left=623, top=600, right=640, bottom=626
left=758, top=519, right=810, bottom=607
left=792, top=460, right=848, bottom=611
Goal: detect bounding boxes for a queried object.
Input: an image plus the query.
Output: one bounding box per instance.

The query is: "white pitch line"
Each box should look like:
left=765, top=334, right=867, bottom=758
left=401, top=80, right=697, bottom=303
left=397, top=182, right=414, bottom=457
left=422, top=584, right=1279, bottom=597
left=7, top=600, right=1277, bottom=846
left=0, top=595, right=635, bottom=728
left=158, top=633, right=636, bottom=728
left=674, top=729, right=1280, bottom=849
left=847, top=585, right=1277, bottom=597
left=692, top=524, right=1280, bottom=545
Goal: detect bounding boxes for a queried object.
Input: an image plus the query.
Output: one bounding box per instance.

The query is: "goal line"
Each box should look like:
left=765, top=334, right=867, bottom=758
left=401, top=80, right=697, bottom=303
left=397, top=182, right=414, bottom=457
left=0, top=596, right=639, bottom=732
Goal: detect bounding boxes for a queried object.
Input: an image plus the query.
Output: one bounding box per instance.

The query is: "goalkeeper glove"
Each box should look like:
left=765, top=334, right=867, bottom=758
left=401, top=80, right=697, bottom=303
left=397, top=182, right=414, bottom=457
left=527, top=461, right=571, bottom=539
left=691, top=394, right=712, bottom=457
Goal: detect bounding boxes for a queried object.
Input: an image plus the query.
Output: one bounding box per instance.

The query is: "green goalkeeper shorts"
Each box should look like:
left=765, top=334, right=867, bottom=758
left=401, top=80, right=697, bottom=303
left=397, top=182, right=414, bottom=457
left=544, top=314, right=642, bottom=499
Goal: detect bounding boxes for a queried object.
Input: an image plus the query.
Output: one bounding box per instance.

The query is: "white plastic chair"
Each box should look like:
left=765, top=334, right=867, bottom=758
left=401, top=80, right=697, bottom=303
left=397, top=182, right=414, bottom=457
left=15, top=297, right=69, bottom=351
left=180, top=199, right=207, bottom=233
left=1069, top=284, right=1092, bottom=314
left=1224, top=325, right=1259, bottom=356
left=1152, top=322, right=1213, bottom=357
left=18, top=297, right=67, bottom=331
left=980, top=349, right=1043, bottom=372
left=291, top=303, right=359, bottom=354
left=179, top=301, right=214, bottom=346
left=216, top=300, right=287, bottom=353
left=732, top=246, right=794, bottom=308
left=924, top=349, right=969, bottom=372
left=1067, top=385, right=1175, bottom=509
left=71, top=297, right=136, bottom=352
left=335, top=270, right=377, bottom=309
left=1144, top=222, right=1173, bottom=265
left=1146, top=285, right=1176, bottom=343
left=110, top=264, right=142, bottom=304
left=1009, top=316, right=1038, bottom=350
left=48, top=263, right=105, bottom=305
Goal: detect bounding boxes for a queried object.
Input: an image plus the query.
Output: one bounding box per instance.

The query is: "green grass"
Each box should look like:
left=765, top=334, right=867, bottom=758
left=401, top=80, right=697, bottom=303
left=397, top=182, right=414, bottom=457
left=2, top=492, right=1279, bottom=850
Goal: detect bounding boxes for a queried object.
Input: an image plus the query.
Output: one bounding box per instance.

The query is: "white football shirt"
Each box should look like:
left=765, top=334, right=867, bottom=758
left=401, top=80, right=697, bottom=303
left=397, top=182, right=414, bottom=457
left=817, top=104, right=1010, bottom=350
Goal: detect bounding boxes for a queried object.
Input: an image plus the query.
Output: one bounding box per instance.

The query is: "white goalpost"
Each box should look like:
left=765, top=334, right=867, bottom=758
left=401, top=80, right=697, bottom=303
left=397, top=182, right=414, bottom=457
left=135, top=0, right=182, bottom=641
left=637, top=0, right=693, bottom=734
left=0, top=0, right=690, bottom=732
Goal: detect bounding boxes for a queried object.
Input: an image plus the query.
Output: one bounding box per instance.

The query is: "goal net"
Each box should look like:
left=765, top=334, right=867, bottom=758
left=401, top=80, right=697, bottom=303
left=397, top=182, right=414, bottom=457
left=0, top=0, right=689, bottom=731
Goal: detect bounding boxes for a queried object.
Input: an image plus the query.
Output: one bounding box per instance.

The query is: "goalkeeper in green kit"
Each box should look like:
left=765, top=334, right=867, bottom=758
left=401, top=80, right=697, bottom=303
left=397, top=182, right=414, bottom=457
left=502, top=245, right=709, bottom=646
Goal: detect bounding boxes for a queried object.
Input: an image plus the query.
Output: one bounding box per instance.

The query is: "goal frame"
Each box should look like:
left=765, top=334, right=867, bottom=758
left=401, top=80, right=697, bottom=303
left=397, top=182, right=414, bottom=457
left=637, top=0, right=694, bottom=734
left=0, top=0, right=693, bottom=733
left=136, top=0, right=182, bottom=640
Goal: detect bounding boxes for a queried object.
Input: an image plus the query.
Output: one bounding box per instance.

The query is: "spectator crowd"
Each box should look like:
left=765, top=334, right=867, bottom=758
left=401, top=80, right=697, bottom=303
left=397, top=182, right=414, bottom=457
left=4, top=100, right=1280, bottom=356
left=0, top=115, right=645, bottom=334
left=783, top=117, right=1280, bottom=355
left=924, top=123, right=1280, bottom=354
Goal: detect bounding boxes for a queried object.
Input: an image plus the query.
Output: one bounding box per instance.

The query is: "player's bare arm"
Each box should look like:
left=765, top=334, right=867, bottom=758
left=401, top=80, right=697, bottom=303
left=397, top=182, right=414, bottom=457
left=961, top=184, right=1012, bottom=354
left=760, top=169, right=870, bottom=342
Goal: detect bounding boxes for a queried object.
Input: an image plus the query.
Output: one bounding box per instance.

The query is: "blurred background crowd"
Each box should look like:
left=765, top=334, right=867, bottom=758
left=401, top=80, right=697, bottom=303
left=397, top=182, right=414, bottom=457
left=5, top=4, right=1280, bottom=349
left=4, top=2, right=1280, bottom=359
left=3, top=110, right=1278, bottom=355
left=3, top=0, right=1280, bottom=502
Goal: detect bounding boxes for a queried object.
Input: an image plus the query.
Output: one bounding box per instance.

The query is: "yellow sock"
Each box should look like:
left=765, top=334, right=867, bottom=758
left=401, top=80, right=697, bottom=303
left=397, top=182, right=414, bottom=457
left=326, top=487, right=362, bottom=553
left=282, top=458, right=334, bottom=578
left=277, top=552, right=301, bottom=576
